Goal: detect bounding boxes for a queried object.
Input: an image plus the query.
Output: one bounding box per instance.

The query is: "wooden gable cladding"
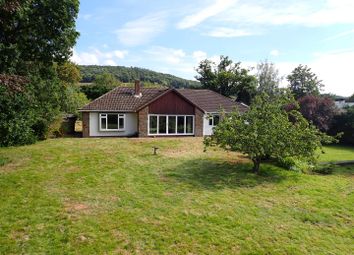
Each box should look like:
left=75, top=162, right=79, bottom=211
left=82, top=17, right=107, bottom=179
left=148, top=90, right=195, bottom=114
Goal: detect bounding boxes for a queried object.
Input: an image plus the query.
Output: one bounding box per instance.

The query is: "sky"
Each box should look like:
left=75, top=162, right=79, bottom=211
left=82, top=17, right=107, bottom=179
left=72, top=0, right=354, bottom=96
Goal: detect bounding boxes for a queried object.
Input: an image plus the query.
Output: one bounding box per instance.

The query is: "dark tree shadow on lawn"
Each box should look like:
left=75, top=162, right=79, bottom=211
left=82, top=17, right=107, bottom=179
left=164, top=159, right=296, bottom=190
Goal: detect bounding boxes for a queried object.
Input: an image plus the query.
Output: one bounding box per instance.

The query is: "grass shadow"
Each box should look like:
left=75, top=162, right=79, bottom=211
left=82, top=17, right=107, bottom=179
left=164, top=158, right=295, bottom=190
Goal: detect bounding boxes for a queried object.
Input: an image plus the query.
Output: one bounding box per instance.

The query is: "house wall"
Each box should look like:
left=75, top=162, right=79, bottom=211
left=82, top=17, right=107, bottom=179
left=138, top=106, right=149, bottom=137
left=82, top=112, right=90, bottom=137
left=203, top=114, right=214, bottom=136
left=149, top=91, right=195, bottom=114
left=195, top=108, right=204, bottom=137
left=89, top=112, right=138, bottom=137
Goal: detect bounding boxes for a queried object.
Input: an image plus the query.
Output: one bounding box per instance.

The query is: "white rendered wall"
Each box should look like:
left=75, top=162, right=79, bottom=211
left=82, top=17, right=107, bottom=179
left=89, top=112, right=138, bottom=137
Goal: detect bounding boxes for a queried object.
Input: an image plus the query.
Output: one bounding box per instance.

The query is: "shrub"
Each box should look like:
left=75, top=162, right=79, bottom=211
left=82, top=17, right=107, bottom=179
left=276, top=156, right=315, bottom=173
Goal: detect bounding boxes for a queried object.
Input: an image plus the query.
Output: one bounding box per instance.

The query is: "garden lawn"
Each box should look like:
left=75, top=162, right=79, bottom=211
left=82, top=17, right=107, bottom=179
left=0, top=138, right=353, bottom=254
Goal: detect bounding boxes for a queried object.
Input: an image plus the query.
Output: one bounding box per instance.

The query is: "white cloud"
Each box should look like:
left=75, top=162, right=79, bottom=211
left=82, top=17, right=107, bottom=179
left=116, top=12, right=167, bottom=47
left=104, top=59, right=117, bottom=66
left=324, top=29, right=354, bottom=41
left=144, top=46, right=186, bottom=64
left=192, top=50, right=207, bottom=62
left=219, top=0, right=354, bottom=28
left=203, top=27, right=255, bottom=37
left=71, top=48, right=128, bottom=66
left=270, top=50, right=280, bottom=57
left=177, top=0, right=236, bottom=29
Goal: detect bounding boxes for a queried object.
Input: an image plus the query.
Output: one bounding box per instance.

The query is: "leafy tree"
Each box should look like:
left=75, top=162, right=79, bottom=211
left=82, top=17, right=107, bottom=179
left=287, top=65, right=323, bottom=99
left=55, top=61, right=82, bottom=85
left=195, top=56, right=257, bottom=105
left=296, top=95, right=338, bottom=132
left=0, top=0, right=79, bottom=146
left=94, top=72, right=118, bottom=87
left=256, top=60, right=282, bottom=96
left=329, top=106, right=354, bottom=145
left=0, top=0, right=79, bottom=73
left=204, top=93, right=333, bottom=173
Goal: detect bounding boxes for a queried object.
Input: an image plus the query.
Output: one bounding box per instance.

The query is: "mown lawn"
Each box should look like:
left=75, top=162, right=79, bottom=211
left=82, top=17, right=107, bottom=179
left=0, top=138, right=353, bottom=254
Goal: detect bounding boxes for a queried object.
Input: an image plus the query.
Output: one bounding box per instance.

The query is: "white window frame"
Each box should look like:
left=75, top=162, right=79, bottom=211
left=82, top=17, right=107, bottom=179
left=208, top=114, right=220, bottom=127
left=99, top=113, right=125, bottom=131
left=148, top=114, right=194, bottom=136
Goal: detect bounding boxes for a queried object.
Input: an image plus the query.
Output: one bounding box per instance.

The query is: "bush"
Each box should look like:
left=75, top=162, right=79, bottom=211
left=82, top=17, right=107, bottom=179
left=276, top=156, right=315, bottom=173
left=329, top=106, right=354, bottom=145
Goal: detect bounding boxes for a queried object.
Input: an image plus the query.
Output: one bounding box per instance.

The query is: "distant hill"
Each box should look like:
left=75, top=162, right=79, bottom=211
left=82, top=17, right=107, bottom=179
left=79, top=65, right=200, bottom=88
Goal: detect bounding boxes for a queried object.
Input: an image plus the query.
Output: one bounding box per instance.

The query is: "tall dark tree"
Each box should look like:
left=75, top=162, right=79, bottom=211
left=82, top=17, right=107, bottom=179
left=195, top=56, right=257, bottom=105
left=0, top=0, right=79, bottom=73
left=287, top=65, right=323, bottom=99
left=329, top=106, right=354, bottom=145
left=0, top=0, right=80, bottom=146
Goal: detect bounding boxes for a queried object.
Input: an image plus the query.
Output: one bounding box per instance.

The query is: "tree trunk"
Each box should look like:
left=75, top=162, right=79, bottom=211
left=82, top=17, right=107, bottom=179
left=252, top=159, right=260, bottom=174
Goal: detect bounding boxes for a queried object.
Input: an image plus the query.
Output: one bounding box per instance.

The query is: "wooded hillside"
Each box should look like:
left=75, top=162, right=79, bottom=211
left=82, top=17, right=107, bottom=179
left=79, top=65, right=200, bottom=88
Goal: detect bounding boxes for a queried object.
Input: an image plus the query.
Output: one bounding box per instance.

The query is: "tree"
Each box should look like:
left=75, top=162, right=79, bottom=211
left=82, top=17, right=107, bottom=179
left=204, top=93, right=333, bottom=173
left=0, top=0, right=79, bottom=73
left=0, top=1, right=79, bottom=146
left=296, top=95, right=338, bottom=132
left=256, top=60, right=282, bottom=96
left=195, top=56, right=257, bottom=105
left=287, top=65, right=323, bottom=99
left=94, top=72, right=118, bottom=87
left=329, top=106, right=354, bottom=145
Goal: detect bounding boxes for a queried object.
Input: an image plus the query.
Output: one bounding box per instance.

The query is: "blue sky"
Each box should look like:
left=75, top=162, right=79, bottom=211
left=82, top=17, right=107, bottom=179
left=72, top=0, right=354, bottom=96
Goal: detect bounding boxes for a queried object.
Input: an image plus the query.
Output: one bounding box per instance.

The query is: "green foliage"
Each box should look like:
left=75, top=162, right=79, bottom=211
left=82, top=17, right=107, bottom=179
left=287, top=65, right=324, bottom=99
left=195, top=56, right=257, bottom=104
left=256, top=60, right=282, bottom=96
left=329, top=106, right=354, bottom=145
left=61, top=85, right=89, bottom=116
left=0, top=0, right=79, bottom=73
left=94, top=72, right=119, bottom=87
left=80, top=84, right=115, bottom=100
left=0, top=155, right=10, bottom=166
left=276, top=156, right=315, bottom=173
left=0, top=1, right=79, bottom=146
left=205, top=92, right=335, bottom=173
left=79, top=65, right=200, bottom=88
left=55, top=61, right=82, bottom=85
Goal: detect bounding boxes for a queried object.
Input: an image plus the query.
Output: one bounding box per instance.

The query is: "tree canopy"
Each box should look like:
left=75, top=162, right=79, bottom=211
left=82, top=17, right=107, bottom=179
left=256, top=60, right=282, bottom=96
left=0, top=0, right=80, bottom=146
left=205, top=92, right=333, bottom=173
left=195, top=56, right=257, bottom=105
left=287, top=65, right=323, bottom=99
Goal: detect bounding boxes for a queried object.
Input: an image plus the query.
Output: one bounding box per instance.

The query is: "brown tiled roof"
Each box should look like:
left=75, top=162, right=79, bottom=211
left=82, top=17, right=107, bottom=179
left=176, top=89, right=248, bottom=113
left=80, top=87, right=168, bottom=112
left=79, top=87, right=248, bottom=113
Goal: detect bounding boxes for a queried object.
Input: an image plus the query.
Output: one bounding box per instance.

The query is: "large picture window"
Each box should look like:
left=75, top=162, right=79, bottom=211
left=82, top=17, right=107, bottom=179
left=148, top=115, right=194, bottom=135
left=99, top=113, right=125, bottom=131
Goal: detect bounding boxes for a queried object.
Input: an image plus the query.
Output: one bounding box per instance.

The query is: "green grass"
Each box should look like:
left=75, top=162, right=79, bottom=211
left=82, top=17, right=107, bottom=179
left=320, top=145, right=354, bottom=162
left=0, top=138, right=353, bottom=254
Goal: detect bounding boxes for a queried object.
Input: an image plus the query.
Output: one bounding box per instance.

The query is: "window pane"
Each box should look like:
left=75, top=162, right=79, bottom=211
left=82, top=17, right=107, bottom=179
left=159, top=116, right=167, bottom=134
left=149, top=116, right=157, bottom=134
left=186, top=116, right=193, bottom=133
left=119, top=117, right=124, bottom=129
left=101, top=116, right=106, bottom=129
left=177, top=116, right=185, bottom=134
left=168, top=116, right=176, bottom=134
left=107, top=114, right=118, bottom=129
left=213, top=115, right=220, bottom=126
left=209, top=117, right=213, bottom=126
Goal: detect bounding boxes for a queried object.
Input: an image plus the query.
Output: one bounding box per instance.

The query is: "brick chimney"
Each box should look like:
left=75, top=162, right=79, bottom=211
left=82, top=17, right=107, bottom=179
left=134, top=80, right=142, bottom=98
